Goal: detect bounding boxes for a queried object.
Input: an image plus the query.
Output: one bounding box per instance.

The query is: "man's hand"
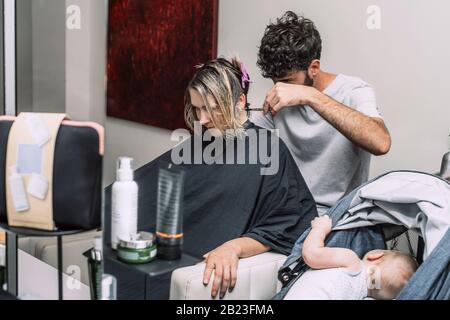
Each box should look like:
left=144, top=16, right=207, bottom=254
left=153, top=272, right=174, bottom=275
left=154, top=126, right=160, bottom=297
left=263, top=82, right=391, bottom=156
left=310, top=215, right=332, bottom=234
left=263, top=83, right=317, bottom=115
left=202, top=241, right=240, bottom=299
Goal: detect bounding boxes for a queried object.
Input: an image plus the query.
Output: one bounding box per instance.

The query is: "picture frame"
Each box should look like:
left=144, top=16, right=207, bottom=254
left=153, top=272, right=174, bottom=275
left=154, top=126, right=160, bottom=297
left=106, top=0, right=219, bottom=130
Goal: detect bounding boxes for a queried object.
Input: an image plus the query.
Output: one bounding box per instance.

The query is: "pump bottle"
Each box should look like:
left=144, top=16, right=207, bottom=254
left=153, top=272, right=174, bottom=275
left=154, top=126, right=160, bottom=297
left=111, top=157, right=138, bottom=250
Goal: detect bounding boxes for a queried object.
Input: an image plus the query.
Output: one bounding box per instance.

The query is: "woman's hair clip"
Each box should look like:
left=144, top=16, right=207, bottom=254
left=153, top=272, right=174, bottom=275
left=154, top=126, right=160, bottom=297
left=240, top=63, right=251, bottom=90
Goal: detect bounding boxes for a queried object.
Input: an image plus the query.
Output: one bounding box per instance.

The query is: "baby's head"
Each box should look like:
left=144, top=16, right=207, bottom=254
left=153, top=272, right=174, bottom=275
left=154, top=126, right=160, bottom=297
left=363, top=250, right=418, bottom=300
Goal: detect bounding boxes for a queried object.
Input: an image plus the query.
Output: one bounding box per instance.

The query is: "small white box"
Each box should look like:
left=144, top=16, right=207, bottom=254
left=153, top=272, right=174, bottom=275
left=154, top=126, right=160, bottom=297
left=27, top=174, right=49, bottom=200
left=25, top=114, right=51, bottom=147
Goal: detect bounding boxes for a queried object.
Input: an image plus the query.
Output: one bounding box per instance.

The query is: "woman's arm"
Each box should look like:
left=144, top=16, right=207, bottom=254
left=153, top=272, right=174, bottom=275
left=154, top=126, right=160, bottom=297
left=302, top=216, right=360, bottom=271
left=202, top=237, right=270, bottom=299
left=226, top=237, right=271, bottom=258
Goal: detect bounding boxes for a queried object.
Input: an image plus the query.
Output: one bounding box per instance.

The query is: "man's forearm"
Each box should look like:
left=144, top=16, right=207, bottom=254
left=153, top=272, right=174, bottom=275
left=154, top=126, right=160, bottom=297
left=225, top=237, right=271, bottom=258
left=308, top=90, right=391, bottom=155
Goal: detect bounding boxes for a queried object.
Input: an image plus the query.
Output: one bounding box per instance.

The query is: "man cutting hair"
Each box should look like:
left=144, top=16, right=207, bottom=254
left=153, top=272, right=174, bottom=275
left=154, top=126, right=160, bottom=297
left=253, top=11, right=391, bottom=214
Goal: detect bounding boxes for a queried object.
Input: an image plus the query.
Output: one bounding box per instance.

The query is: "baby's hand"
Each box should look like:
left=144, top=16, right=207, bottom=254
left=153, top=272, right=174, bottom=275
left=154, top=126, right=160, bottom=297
left=311, top=215, right=332, bottom=234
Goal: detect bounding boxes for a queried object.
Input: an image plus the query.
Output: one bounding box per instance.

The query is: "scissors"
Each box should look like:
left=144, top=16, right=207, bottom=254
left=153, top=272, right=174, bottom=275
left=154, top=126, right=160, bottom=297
left=245, top=104, right=273, bottom=115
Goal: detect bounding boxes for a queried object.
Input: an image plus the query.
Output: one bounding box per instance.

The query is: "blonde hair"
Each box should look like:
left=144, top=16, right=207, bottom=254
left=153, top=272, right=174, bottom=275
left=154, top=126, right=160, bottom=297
left=369, top=251, right=418, bottom=300
left=184, top=57, right=250, bottom=135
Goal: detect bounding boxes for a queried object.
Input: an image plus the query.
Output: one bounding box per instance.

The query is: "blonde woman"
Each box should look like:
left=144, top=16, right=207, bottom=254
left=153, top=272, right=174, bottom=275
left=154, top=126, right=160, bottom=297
left=184, top=58, right=252, bottom=137
left=109, top=58, right=317, bottom=299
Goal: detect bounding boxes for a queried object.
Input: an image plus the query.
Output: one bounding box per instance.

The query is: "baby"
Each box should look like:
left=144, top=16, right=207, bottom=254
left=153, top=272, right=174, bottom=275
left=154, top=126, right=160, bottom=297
left=284, top=216, right=418, bottom=300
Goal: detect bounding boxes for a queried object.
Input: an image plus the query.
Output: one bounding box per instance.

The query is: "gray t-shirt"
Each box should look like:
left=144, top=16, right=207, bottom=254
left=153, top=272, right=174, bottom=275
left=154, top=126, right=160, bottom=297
left=251, top=74, right=382, bottom=214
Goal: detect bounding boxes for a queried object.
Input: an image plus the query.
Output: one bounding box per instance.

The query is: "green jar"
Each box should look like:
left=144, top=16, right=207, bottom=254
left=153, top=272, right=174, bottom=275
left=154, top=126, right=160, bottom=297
left=117, top=232, right=157, bottom=264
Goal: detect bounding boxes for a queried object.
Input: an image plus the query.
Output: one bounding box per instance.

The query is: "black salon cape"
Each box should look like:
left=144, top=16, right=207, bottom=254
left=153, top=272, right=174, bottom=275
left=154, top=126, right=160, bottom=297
left=104, top=123, right=317, bottom=258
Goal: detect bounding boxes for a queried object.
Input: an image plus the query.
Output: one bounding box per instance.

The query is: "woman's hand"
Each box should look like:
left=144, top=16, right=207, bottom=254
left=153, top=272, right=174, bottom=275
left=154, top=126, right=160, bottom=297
left=202, top=241, right=241, bottom=299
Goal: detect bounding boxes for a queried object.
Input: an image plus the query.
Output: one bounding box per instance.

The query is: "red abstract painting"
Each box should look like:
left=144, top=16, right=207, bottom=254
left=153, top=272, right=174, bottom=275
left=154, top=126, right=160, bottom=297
left=107, top=0, right=218, bottom=130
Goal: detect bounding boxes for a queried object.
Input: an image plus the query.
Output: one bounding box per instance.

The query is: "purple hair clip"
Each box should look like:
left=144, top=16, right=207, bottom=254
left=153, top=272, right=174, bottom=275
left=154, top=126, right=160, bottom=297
left=240, top=63, right=251, bottom=90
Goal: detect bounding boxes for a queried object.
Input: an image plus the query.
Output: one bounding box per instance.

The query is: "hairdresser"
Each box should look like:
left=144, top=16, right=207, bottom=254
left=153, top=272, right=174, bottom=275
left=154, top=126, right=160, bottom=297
left=119, top=57, right=317, bottom=299
left=252, top=11, right=392, bottom=215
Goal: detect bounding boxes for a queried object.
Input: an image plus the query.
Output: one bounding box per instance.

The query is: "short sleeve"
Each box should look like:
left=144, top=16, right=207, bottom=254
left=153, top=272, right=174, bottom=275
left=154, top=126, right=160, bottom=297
left=241, top=140, right=318, bottom=255
left=349, top=84, right=383, bottom=119
left=250, top=111, right=275, bottom=129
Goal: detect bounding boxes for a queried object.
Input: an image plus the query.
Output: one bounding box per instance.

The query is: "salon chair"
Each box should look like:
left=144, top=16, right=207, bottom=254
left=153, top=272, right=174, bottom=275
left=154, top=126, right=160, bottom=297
left=170, top=251, right=287, bottom=300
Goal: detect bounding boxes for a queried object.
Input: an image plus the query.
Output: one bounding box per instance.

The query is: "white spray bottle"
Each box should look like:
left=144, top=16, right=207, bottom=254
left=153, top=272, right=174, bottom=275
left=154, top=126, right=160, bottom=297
left=111, top=157, right=138, bottom=250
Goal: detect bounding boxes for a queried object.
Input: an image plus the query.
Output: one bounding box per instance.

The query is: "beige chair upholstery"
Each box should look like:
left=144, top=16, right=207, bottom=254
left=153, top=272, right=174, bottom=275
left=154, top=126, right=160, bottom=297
left=170, top=252, right=287, bottom=300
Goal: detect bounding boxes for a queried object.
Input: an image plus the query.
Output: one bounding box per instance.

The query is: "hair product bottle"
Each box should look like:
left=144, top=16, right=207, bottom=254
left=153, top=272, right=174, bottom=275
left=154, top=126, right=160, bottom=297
left=83, top=237, right=103, bottom=300
left=156, top=162, right=185, bottom=260
left=111, top=157, right=138, bottom=250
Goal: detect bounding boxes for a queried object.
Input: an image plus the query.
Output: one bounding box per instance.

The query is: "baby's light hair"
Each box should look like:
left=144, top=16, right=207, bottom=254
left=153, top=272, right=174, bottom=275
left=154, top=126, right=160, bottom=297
left=371, top=251, right=418, bottom=300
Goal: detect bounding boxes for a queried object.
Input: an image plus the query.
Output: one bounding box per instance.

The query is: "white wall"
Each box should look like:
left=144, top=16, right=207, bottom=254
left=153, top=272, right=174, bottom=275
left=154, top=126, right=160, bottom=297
left=219, top=0, right=450, bottom=178
left=16, top=0, right=66, bottom=114
left=16, top=0, right=33, bottom=113
left=13, top=0, right=108, bottom=123
left=32, top=0, right=66, bottom=113
left=66, top=0, right=92, bottom=121
left=66, top=0, right=108, bottom=125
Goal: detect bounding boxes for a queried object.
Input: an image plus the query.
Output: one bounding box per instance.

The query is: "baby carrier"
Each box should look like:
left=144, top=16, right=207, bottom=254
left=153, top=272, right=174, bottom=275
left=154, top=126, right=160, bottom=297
left=275, top=170, right=450, bottom=300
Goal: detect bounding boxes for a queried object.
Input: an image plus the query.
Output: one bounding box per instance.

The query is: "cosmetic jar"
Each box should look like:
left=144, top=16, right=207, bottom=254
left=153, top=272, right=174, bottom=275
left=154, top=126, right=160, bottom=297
left=117, top=232, right=157, bottom=264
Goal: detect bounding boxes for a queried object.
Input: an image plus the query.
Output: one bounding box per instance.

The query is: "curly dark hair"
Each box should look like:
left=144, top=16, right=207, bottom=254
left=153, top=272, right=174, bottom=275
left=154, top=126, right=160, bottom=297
left=257, top=11, right=322, bottom=79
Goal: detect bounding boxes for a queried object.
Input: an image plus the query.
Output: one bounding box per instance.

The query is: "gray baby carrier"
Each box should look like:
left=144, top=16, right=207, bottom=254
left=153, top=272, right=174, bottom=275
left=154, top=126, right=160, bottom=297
left=275, top=171, right=450, bottom=300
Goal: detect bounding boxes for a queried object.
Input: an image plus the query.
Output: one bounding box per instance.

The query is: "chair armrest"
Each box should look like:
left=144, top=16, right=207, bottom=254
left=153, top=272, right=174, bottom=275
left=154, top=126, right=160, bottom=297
left=170, top=252, right=287, bottom=300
